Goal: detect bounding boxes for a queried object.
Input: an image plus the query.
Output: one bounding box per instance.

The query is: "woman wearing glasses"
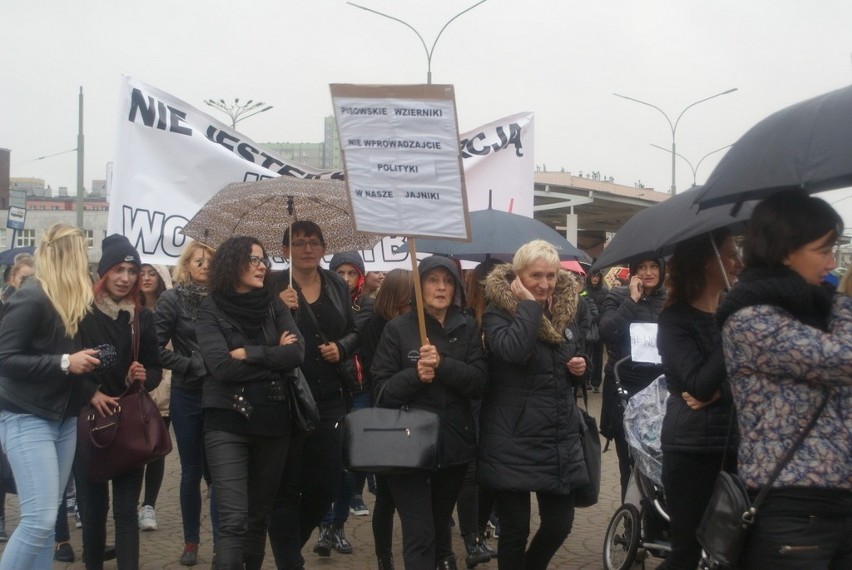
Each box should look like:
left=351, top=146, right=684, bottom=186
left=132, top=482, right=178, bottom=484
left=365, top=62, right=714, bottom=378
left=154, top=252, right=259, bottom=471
left=266, top=221, right=360, bottom=569
left=197, top=236, right=304, bottom=570
left=153, top=240, right=217, bottom=565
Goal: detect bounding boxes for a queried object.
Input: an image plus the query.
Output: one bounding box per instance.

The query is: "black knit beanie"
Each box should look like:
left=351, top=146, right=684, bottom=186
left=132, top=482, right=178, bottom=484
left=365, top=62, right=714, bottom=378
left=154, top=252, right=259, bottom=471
left=98, top=234, right=141, bottom=276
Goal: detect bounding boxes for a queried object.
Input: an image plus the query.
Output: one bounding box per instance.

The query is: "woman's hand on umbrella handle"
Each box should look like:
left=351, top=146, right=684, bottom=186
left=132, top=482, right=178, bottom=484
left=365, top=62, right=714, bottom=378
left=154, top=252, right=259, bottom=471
left=279, top=287, right=299, bottom=310
left=510, top=276, right=535, bottom=301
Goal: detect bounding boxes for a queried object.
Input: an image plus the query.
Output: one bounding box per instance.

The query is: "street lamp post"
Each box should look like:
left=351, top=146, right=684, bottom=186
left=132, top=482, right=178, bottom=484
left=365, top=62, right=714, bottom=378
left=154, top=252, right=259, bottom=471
left=614, top=88, right=738, bottom=195
left=649, top=143, right=733, bottom=188
left=347, top=1, right=488, bottom=84
left=204, top=98, right=273, bottom=129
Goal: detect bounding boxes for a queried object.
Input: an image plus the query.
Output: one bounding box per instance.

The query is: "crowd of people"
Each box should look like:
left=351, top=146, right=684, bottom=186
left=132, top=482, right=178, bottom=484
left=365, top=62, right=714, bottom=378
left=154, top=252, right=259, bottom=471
left=0, top=188, right=849, bottom=570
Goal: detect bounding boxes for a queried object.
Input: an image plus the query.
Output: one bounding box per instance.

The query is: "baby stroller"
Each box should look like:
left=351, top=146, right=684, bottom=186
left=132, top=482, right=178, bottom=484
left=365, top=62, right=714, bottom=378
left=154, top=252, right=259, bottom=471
left=603, top=356, right=671, bottom=570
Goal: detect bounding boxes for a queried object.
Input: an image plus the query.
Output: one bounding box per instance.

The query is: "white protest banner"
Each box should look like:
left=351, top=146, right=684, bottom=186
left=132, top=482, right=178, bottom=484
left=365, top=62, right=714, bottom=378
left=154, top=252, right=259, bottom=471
left=109, top=76, right=342, bottom=264
left=331, top=84, right=470, bottom=240
left=109, top=77, right=533, bottom=268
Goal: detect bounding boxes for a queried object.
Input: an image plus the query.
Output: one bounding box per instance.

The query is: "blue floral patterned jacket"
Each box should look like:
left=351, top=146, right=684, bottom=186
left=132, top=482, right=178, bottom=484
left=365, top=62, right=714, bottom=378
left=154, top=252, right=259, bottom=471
left=721, top=293, right=852, bottom=491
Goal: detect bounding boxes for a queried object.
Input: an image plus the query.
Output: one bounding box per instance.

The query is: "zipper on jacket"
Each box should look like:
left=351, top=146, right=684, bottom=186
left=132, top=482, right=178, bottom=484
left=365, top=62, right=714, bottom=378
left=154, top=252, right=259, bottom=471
left=365, top=427, right=412, bottom=437
left=778, top=545, right=819, bottom=554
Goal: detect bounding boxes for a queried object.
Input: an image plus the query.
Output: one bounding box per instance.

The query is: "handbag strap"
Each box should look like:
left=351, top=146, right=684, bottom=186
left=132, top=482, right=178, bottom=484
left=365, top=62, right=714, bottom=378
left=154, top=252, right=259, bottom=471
left=749, top=392, right=829, bottom=514
left=130, top=310, right=140, bottom=363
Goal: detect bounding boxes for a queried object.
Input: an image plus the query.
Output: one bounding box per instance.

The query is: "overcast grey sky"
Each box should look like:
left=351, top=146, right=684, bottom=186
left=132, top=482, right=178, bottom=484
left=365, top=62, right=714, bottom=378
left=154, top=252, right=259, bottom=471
left=3, top=0, right=851, bottom=225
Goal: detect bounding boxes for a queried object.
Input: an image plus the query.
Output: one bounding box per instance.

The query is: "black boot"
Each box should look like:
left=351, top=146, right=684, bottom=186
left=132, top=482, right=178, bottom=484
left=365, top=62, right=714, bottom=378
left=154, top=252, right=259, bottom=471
left=462, top=533, right=491, bottom=568
left=437, top=555, right=459, bottom=570
left=479, top=530, right=497, bottom=557
left=330, top=522, right=353, bottom=554
left=243, top=553, right=264, bottom=570
left=377, top=554, right=396, bottom=570
left=313, top=523, right=332, bottom=557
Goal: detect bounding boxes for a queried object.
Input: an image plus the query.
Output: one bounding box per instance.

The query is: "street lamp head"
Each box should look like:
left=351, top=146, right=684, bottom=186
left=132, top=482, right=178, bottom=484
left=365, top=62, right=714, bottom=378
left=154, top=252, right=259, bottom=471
left=722, top=88, right=739, bottom=95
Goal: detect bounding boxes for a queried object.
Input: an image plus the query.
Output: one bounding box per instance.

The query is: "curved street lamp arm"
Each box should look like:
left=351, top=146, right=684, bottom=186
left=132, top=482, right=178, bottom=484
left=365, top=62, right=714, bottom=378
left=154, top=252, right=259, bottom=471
left=649, top=142, right=695, bottom=177
left=614, top=93, right=674, bottom=134
left=673, top=88, right=738, bottom=134
left=348, top=1, right=488, bottom=84
left=693, top=144, right=733, bottom=178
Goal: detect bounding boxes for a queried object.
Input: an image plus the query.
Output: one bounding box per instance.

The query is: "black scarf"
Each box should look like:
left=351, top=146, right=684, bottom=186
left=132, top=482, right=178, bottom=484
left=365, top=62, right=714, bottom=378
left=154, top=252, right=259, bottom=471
left=177, top=282, right=209, bottom=320
left=212, top=287, right=272, bottom=340
left=717, top=266, right=834, bottom=332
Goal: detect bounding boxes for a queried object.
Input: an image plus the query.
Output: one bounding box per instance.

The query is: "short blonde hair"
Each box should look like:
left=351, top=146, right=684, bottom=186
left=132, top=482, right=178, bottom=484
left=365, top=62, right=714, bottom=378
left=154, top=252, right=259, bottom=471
left=512, top=239, right=560, bottom=273
left=35, top=224, right=93, bottom=337
left=172, top=241, right=215, bottom=286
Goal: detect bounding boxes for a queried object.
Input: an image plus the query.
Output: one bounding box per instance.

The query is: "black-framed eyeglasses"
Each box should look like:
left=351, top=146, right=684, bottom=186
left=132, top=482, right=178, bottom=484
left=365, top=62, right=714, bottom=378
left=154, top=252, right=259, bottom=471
left=248, top=255, right=271, bottom=268
left=290, top=239, right=323, bottom=249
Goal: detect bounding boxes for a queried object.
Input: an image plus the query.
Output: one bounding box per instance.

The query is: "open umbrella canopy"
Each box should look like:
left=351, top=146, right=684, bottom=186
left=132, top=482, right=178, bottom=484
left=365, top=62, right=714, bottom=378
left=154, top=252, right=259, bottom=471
left=396, top=207, right=587, bottom=262
left=694, top=84, right=852, bottom=210
left=0, top=246, right=35, bottom=266
left=592, top=186, right=753, bottom=272
left=182, top=176, right=383, bottom=255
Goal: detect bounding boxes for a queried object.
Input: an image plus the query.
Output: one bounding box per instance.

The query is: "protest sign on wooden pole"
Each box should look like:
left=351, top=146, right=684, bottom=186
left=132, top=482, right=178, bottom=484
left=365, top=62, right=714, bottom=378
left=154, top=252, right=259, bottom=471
left=331, top=84, right=470, bottom=345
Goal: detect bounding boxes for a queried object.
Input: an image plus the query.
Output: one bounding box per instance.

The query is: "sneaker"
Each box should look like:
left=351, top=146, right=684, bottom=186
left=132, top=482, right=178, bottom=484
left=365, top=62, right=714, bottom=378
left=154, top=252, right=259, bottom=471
left=54, top=542, right=76, bottom=562
left=180, top=543, right=199, bottom=566
left=138, top=504, right=157, bottom=531
left=65, top=494, right=76, bottom=511
left=75, top=506, right=82, bottom=528
left=350, top=495, right=369, bottom=516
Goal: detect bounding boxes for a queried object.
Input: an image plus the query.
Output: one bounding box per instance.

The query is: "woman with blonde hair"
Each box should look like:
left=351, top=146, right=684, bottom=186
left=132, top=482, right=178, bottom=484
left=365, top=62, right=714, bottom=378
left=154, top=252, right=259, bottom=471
left=153, top=240, right=217, bottom=565
left=0, top=223, right=100, bottom=569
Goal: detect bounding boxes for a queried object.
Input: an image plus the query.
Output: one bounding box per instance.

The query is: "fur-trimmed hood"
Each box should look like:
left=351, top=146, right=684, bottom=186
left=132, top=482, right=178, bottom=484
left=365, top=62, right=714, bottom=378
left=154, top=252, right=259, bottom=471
left=485, top=263, right=579, bottom=344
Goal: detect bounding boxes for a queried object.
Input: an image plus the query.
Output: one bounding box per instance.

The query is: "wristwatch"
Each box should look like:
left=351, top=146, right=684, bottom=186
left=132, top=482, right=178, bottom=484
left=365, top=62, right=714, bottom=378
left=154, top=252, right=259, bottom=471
left=60, top=354, right=71, bottom=375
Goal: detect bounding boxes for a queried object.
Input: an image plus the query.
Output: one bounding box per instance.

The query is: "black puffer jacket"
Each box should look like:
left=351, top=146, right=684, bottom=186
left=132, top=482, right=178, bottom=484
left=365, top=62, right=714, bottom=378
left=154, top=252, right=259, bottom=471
left=371, top=256, right=487, bottom=469
left=477, top=264, right=588, bottom=495
left=154, top=287, right=210, bottom=391
left=657, top=301, right=737, bottom=453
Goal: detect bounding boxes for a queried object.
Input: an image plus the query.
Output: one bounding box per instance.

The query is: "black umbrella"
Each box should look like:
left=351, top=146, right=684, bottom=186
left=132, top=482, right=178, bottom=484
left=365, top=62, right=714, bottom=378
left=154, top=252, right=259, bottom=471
left=0, top=246, right=35, bottom=266
left=694, top=84, right=852, bottom=210
left=397, top=207, right=586, bottom=262
left=591, top=186, right=753, bottom=272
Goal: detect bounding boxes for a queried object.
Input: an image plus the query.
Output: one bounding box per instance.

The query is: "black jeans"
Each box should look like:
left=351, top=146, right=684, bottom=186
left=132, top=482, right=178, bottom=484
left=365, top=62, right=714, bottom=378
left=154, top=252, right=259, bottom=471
left=205, top=430, right=289, bottom=570
left=141, top=416, right=170, bottom=507
left=372, top=475, right=397, bottom=559
left=268, top=416, right=342, bottom=569
left=73, top=459, right=144, bottom=570
left=742, top=498, right=852, bottom=569
left=661, top=450, right=733, bottom=570
left=495, top=490, right=575, bottom=570
left=385, top=464, right=466, bottom=570
left=457, top=460, right=479, bottom=537
left=589, top=341, right=604, bottom=389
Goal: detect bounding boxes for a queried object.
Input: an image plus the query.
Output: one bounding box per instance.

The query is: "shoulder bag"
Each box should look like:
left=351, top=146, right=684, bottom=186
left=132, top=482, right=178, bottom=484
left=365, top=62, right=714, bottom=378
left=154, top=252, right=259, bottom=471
left=76, top=311, right=173, bottom=483
left=341, top=382, right=441, bottom=474
left=287, top=367, right=319, bottom=434
left=574, top=383, right=602, bottom=508
left=696, top=392, right=828, bottom=568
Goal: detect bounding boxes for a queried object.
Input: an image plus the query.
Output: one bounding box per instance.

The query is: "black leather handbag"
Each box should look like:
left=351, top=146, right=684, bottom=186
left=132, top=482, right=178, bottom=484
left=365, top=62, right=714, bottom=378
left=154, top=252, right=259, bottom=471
left=287, top=367, right=319, bottom=434
left=341, top=383, right=440, bottom=474
left=696, top=393, right=828, bottom=568
left=574, top=386, right=601, bottom=508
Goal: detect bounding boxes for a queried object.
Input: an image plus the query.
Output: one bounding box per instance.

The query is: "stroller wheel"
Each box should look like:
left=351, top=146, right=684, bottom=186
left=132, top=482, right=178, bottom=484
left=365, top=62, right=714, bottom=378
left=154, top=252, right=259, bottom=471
left=603, top=503, right=641, bottom=570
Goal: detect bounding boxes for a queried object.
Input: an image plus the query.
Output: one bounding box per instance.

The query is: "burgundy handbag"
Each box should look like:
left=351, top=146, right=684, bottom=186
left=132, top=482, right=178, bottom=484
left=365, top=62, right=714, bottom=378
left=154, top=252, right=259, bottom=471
left=76, top=312, right=172, bottom=483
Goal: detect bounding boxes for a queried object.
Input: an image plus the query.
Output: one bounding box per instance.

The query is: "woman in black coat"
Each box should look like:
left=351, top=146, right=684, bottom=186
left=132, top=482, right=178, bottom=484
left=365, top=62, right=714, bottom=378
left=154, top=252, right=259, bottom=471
left=657, top=229, right=742, bottom=570
left=372, top=256, right=487, bottom=570
left=75, top=234, right=163, bottom=570
left=599, top=257, right=666, bottom=500
left=196, top=236, right=304, bottom=570
left=478, top=240, right=588, bottom=570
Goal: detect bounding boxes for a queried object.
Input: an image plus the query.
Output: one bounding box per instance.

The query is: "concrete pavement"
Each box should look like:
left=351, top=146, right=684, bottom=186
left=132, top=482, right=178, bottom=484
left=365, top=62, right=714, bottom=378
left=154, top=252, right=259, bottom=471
left=1, top=390, right=663, bottom=569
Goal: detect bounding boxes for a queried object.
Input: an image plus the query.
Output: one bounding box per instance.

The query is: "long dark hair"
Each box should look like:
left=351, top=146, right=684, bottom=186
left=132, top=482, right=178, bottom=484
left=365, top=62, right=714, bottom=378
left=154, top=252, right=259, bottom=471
left=744, top=189, right=843, bottom=269
left=208, top=236, right=265, bottom=293
left=373, top=269, right=413, bottom=321
left=665, top=229, right=730, bottom=308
